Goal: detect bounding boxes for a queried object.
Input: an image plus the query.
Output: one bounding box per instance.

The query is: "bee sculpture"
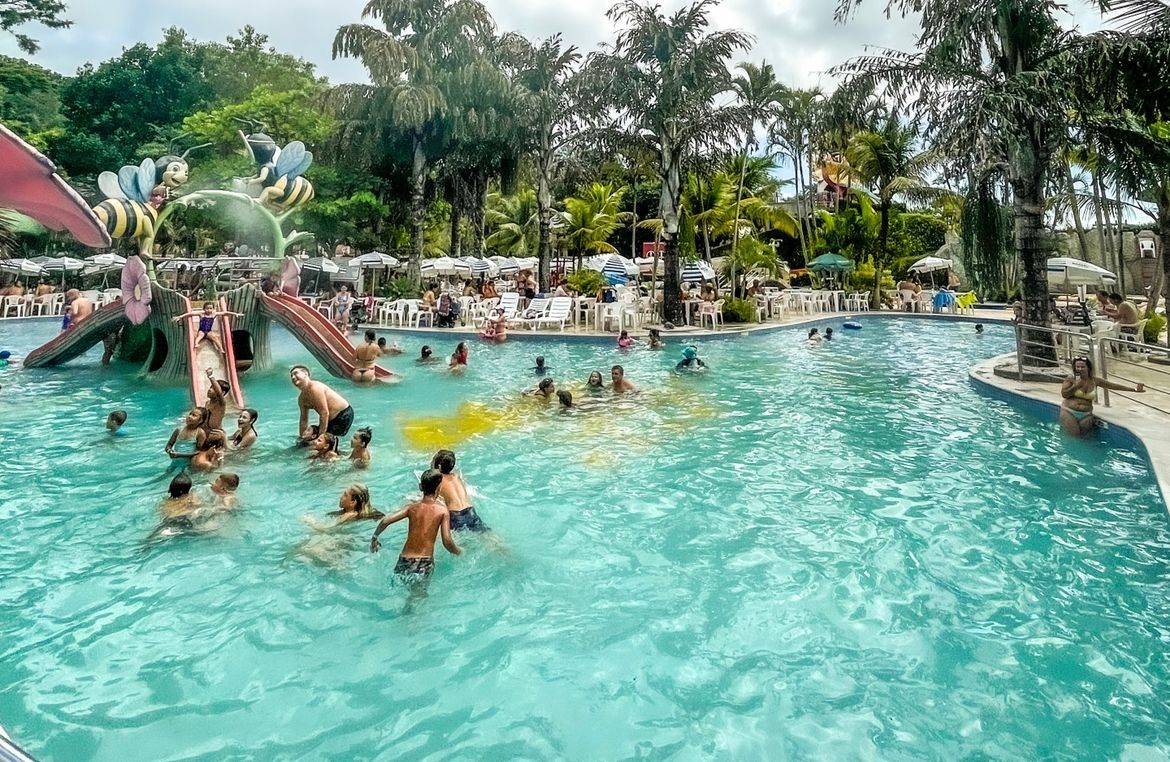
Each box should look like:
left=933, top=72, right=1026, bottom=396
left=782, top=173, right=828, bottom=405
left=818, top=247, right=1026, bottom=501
left=237, top=131, right=315, bottom=211
left=92, top=154, right=192, bottom=254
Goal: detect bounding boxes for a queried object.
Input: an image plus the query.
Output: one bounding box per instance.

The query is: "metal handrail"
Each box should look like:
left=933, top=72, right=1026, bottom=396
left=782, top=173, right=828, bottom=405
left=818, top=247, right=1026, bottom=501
left=1012, top=322, right=1170, bottom=414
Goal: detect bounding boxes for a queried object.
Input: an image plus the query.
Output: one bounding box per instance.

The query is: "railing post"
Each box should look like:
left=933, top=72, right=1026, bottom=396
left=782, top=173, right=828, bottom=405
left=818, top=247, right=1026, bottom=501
left=1015, top=322, right=1025, bottom=381
left=1097, top=336, right=1111, bottom=408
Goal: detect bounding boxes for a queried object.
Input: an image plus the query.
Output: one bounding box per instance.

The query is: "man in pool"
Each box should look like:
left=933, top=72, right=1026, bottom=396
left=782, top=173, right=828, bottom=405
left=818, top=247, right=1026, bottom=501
left=291, top=365, right=355, bottom=441
left=370, top=468, right=462, bottom=583
left=533, top=355, right=550, bottom=375
left=432, top=449, right=488, bottom=532
left=611, top=365, right=637, bottom=393
left=353, top=330, right=381, bottom=384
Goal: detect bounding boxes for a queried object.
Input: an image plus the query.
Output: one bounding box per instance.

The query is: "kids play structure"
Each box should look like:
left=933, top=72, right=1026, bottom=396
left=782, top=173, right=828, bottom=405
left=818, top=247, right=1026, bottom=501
left=15, top=124, right=390, bottom=405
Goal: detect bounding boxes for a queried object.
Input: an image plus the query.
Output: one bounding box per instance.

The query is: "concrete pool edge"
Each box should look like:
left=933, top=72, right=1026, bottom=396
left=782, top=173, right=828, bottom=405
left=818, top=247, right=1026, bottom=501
left=969, top=353, right=1170, bottom=510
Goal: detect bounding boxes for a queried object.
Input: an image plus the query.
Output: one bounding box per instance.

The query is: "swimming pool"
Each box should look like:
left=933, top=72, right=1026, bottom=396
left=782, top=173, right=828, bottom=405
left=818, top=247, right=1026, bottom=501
left=1, top=318, right=1168, bottom=760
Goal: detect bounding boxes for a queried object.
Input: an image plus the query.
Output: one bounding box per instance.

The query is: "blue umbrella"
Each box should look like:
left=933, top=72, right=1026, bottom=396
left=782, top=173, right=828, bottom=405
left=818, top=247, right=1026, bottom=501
left=681, top=260, right=716, bottom=282
left=604, top=271, right=629, bottom=285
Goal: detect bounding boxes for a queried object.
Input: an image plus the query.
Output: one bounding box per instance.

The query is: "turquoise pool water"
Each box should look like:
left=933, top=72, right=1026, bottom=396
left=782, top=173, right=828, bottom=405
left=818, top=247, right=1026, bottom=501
left=1, top=317, right=1168, bottom=760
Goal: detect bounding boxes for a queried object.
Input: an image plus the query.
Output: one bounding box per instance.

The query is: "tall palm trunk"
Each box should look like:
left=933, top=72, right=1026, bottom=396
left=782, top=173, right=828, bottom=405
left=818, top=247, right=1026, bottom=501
left=409, top=134, right=426, bottom=286
left=660, top=135, right=684, bottom=325
left=791, top=153, right=808, bottom=263
left=537, top=131, right=554, bottom=291
left=629, top=174, right=638, bottom=259
left=873, top=199, right=889, bottom=308
left=1011, top=156, right=1056, bottom=364
left=450, top=204, right=462, bottom=259
left=1064, top=163, right=1089, bottom=260
left=467, top=173, right=487, bottom=258
left=730, top=143, right=749, bottom=299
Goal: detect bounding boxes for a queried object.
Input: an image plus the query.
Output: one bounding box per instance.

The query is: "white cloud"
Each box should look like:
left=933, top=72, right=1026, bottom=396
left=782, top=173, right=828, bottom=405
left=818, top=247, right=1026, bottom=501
left=0, top=0, right=1111, bottom=90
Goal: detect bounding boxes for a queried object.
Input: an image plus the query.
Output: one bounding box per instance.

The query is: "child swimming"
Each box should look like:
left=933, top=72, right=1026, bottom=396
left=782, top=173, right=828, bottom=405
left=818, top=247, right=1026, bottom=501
left=106, top=410, right=128, bottom=435
left=349, top=427, right=372, bottom=469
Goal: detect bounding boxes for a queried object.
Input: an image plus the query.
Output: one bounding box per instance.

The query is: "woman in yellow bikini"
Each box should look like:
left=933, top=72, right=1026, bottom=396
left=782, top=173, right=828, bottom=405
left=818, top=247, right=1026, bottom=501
left=1060, top=357, right=1144, bottom=437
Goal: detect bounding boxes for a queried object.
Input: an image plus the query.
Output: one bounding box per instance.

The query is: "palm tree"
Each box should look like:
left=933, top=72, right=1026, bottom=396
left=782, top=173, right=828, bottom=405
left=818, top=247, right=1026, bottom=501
left=729, top=61, right=785, bottom=290
left=484, top=189, right=539, bottom=255
left=846, top=118, right=942, bottom=305
left=835, top=0, right=1149, bottom=338
left=560, top=182, right=626, bottom=262
left=330, top=0, right=495, bottom=284
left=585, top=0, right=751, bottom=324
left=770, top=87, right=824, bottom=264
left=500, top=33, right=583, bottom=289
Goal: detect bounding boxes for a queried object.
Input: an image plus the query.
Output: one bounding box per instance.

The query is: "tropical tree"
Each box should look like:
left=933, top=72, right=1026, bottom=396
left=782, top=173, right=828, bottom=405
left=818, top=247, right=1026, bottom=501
left=330, top=0, right=495, bottom=283
left=560, top=182, right=626, bottom=262
left=835, top=0, right=1150, bottom=337
left=1, top=0, right=70, bottom=55
left=485, top=189, right=539, bottom=255
left=846, top=118, right=942, bottom=305
left=500, top=33, right=583, bottom=289
left=770, top=86, right=824, bottom=264
left=586, top=0, right=751, bottom=324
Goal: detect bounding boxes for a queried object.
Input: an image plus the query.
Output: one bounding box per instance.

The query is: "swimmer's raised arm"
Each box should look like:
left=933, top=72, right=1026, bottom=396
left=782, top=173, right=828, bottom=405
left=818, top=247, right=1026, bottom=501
left=440, top=512, right=462, bottom=556
left=369, top=508, right=409, bottom=553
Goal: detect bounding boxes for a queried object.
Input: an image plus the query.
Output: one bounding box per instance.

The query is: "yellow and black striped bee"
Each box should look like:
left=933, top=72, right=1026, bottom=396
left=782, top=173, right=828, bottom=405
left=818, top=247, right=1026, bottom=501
left=239, top=132, right=315, bottom=211
left=93, top=155, right=191, bottom=251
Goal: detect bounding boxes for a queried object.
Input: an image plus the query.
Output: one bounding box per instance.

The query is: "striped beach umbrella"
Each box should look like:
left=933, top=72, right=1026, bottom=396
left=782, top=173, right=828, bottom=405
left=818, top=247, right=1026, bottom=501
left=420, top=256, right=472, bottom=276
left=490, top=256, right=520, bottom=275
left=587, top=254, right=638, bottom=278
left=462, top=257, right=498, bottom=276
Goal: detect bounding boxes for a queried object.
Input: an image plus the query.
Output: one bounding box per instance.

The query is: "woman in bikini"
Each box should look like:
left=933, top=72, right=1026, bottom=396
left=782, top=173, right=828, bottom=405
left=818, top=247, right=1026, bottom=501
left=1060, top=357, right=1145, bottom=437
left=333, top=286, right=353, bottom=333
left=230, top=408, right=259, bottom=450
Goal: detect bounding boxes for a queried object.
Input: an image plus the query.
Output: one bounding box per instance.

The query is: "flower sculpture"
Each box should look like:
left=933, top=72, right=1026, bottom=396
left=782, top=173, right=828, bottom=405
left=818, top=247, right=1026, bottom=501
left=280, top=255, right=301, bottom=297
left=120, top=254, right=152, bottom=325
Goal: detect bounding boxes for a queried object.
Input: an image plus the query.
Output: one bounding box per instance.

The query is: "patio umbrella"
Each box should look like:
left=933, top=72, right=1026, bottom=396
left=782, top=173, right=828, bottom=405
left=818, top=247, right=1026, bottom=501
left=808, top=253, right=855, bottom=273
left=587, top=254, right=639, bottom=279
left=462, top=257, right=498, bottom=277
left=490, top=256, right=520, bottom=275
left=302, top=256, right=340, bottom=293
left=514, top=256, right=539, bottom=271
left=350, top=251, right=400, bottom=269
left=0, top=258, right=47, bottom=278
left=87, top=252, right=127, bottom=267
left=908, top=255, right=954, bottom=287
left=1046, top=257, right=1117, bottom=291
left=680, top=260, right=717, bottom=283
left=420, top=256, right=472, bottom=277
left=42, top=255, right=87, bottom=286
left=0, top=123, right=111, bottom=248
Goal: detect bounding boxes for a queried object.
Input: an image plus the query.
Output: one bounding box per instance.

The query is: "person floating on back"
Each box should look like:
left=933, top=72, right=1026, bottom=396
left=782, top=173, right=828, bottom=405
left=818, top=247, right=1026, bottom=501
left=370, top=468, right=463, bottom=586
left=432, top=449, right=488, bottom=532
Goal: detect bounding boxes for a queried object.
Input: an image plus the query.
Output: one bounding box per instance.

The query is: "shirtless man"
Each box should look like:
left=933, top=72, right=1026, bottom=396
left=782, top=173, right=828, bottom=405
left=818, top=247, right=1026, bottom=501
left=35, top=281, right=53, bottom=298
left=370, top=468, right=462, bottom=585
left=353, top=330, right=381, bottom=383
left=1111, top=293, right=1141, bottom=332
left=611, top=364, right=637, bottom=393
left=62, top=289, right=93, bottom=331
left=432, top=449, right=487, bottom=532
left=291, top=364, right=354, bottom=441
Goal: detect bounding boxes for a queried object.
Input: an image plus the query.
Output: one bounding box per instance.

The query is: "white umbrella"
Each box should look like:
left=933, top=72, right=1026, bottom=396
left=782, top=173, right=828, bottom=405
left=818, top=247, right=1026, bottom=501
left=586, top=254, right=639, bottom=276
left=420, top=256, right=472, bottom=276
left=41, top=255, right=87, bottom=286
left=86, top=252, right=127, bottom=267
left=514, top=256, right=539, bottom=271
left=490, top=256, right=520, bottom=275
left=1046, top=257, right=1117, bottom=288
left=680, top=260, right=717, bottom=283
left=0, top=258, right=47, bottom=277
left=634, top=255, right=663, bottom=274
left=908, top=256, right=953, bottom=273
left=351, top=251, right=400, bottom=269
left=302, top=257, right=341, bottom=274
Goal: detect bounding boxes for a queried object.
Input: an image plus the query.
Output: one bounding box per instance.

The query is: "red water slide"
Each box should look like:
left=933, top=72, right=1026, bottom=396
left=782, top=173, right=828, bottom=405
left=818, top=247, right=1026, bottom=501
left=23, top=302, right=128, bottom=367
left=182, top=295, right=246, bottom=408
left=260, top=292, right=393, bottom=381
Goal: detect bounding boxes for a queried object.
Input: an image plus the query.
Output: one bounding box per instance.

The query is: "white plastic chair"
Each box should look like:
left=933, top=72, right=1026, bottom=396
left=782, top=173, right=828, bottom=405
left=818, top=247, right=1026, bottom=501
left=497, top=292, right=520, bottom=321
left=378, top=299, right=406, bottom=326
left=406, top=300, right=433, bottom=328
left=513, top=298, right=551, bottom=329
left=752, top=295, right=769, bottom=322
left=102, top=288, right=121, bottom=306
left=698, top=299, right=724, bottom=330
left=533, top=297, right=573, bottom=331
left=1, top=295, right=25, bottom=318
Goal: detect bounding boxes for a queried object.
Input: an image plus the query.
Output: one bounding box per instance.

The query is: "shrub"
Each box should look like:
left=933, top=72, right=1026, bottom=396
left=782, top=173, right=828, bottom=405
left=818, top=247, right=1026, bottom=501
left=378, top=276, right=416, bottom=300
left=566, top=269, right=606, bottom=296
left=1144, top=313, right=1166, bottom=343
left=721, top=297, right=757, bottom=323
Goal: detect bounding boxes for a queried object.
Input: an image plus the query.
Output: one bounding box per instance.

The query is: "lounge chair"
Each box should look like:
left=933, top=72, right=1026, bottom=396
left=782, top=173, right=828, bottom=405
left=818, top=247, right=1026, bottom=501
left=532, top=297, right=572, bottom=331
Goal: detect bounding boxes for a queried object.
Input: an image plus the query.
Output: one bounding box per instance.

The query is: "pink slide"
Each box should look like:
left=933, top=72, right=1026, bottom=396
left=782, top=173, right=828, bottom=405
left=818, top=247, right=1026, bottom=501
left=23, top=302, right=129, bottom=367
left=260, top=293, right=393, bottom=381
left=181, top=296, right=246, bottom=409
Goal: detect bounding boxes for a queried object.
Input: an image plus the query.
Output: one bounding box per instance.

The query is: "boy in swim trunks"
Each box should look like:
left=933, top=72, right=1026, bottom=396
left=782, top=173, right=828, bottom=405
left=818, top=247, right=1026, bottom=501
left=431, top=449, right=487, bottom=531
left=370, top=469, right=462, bottom=583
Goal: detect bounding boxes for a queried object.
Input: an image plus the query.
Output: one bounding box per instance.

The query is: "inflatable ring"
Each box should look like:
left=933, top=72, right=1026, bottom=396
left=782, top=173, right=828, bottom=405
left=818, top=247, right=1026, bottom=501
left=843, top=322, right=863, bottom=330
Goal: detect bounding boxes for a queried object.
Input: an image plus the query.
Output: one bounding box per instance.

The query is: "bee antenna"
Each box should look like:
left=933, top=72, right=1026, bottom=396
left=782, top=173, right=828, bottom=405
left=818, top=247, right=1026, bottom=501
left=180, top=143, right=213, bottom=160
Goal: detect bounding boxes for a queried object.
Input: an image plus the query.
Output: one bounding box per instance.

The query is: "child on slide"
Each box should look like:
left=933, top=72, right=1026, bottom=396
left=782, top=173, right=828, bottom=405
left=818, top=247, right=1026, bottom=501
left=173, top=302, right=244, bottom=354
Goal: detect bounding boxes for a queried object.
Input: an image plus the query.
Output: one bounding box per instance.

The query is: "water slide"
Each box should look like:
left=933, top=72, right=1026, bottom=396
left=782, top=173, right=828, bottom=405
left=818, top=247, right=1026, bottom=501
left=23, top=302, right=128, bottom=367
left=183, top=296, right=246, bottom=409
left=260, top=292, right=393, bottom=381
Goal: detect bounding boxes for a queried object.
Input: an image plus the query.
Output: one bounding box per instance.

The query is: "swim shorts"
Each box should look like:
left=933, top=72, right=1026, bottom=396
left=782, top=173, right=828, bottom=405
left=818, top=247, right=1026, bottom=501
left=449, top=506, right=488, bottom=532
left=394, top=556, right=435, bottom=577
left=326, top=405, right=354, bottom=437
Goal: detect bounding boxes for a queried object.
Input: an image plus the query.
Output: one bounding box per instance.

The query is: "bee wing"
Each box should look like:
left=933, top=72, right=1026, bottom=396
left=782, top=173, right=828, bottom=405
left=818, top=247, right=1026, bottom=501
left=136, top=158, right=157, bottom=202
left=274, top=141, right=312, bottom=180
left=98, top=171, right=128, bottom=200
left=117, top=165, right=141, bottom=200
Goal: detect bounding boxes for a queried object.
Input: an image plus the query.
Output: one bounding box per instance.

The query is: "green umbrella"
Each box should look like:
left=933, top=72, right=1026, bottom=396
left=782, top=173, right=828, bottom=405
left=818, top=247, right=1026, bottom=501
left=808, top=253, right=855, bottom=272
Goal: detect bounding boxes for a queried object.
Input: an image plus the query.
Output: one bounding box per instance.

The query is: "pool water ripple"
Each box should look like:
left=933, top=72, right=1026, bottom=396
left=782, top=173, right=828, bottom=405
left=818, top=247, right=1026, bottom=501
left=2, top=317, right=1170, bottom=759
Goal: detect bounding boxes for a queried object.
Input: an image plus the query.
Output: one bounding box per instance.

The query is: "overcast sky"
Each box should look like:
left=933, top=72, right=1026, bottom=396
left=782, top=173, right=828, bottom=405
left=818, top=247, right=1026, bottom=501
left=0, top=0, right=1111, bottom=89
